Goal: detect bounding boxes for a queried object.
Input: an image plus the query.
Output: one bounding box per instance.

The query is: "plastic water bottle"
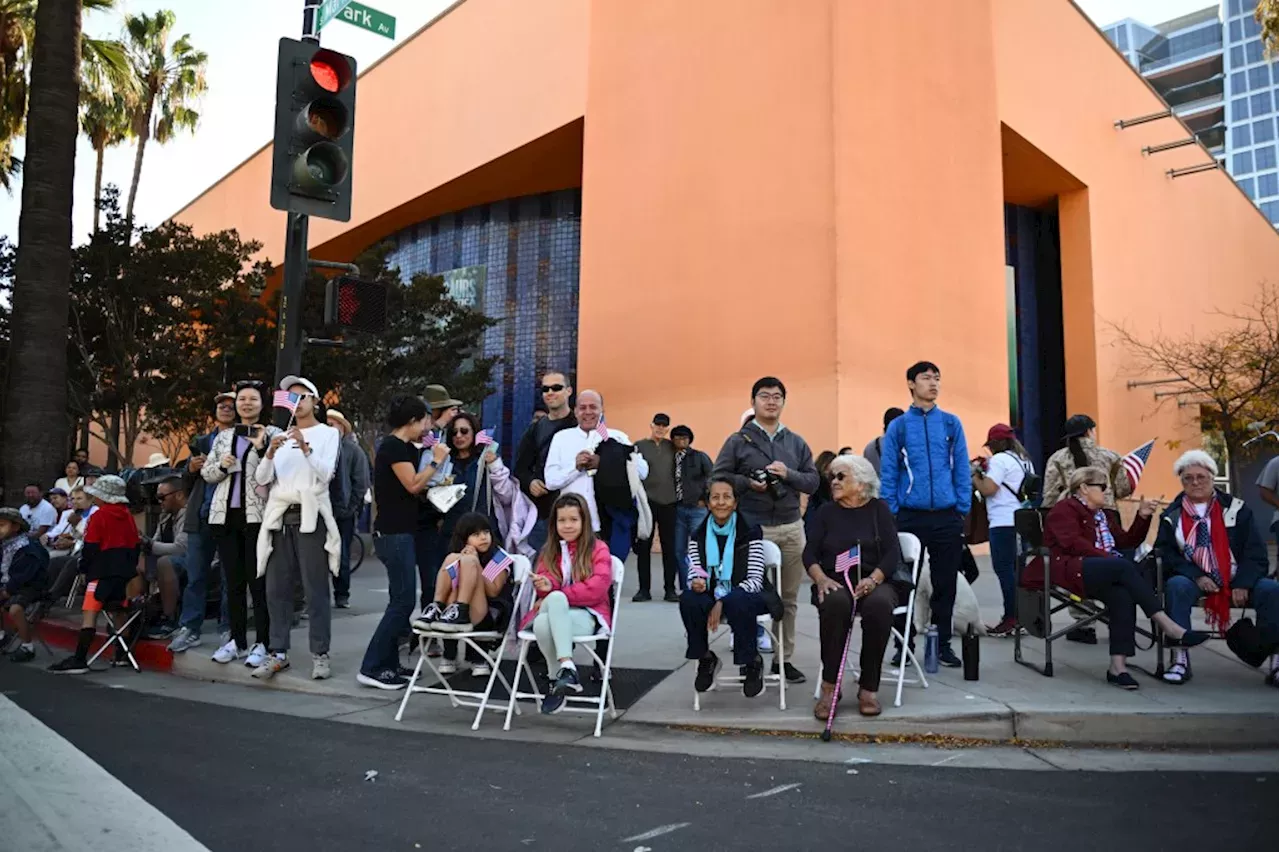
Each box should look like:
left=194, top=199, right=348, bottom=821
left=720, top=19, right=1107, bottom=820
left=924, top=624, right=940, bottom=674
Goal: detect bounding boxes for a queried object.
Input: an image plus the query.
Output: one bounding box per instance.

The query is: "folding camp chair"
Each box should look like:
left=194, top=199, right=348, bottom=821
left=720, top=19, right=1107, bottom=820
left=84, top=595, right=147, bottom=672
left=812, top=532, right=929, bottom=708
left=500, top=556, right=625, bottom=738
left=1149, top=556, right=1262, bottom=679
left=1012, top=508, right=1155, bottom=677
left=693, top=539, right=786, bottom=711
left=396, top=555, right=531, bottom=722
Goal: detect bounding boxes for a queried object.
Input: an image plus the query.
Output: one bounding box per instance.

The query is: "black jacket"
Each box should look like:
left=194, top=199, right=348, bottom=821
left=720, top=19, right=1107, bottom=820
left=676, top=447, right=713, bottom=508
left=1154, top=490, right=1270, bottom=592
left=712, top=423, right=819, bottom=527
left=3, top=537, right=49, bottom=593
left=513, top=414, right=577, bottom=519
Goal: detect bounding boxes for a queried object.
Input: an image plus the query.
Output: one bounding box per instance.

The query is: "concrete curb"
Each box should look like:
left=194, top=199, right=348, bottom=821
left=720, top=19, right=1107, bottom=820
left=36, top=618, right=175, bottom=671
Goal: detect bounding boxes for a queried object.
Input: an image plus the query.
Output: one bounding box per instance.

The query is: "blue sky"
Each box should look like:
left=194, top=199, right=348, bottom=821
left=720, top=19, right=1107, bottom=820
left=0, top=0, right=1222, bottom=244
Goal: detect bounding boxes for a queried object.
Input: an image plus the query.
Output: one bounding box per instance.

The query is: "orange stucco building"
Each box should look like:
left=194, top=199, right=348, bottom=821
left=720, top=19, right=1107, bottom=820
left=170, top=0, right=1277, bottom=498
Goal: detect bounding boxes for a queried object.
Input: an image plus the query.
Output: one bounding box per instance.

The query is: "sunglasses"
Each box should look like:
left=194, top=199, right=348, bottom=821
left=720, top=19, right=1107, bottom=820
left=832, top=472, right=850, bottom=482
left=454, top=427, right=473, bottom=435
left=1085, top=482, right=1107, bottom=490
left=540, top=384, right=566, bottom=393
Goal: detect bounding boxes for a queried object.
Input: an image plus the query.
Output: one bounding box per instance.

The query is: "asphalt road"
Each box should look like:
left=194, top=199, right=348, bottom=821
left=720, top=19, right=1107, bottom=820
left=4, top=665, right=1276, bottom=852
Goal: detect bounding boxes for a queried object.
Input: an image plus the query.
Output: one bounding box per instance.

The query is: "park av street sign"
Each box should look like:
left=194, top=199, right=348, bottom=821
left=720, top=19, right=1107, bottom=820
left=331, top=2, right=396, bottom=40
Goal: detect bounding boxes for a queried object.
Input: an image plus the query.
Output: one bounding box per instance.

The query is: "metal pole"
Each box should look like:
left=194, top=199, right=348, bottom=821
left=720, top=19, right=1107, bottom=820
left=270, top=0, right=322, bottom=425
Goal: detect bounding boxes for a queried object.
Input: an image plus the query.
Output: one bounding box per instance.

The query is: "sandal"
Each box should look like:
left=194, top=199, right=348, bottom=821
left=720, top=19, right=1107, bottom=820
left=813, top=683, right=836, bottom=721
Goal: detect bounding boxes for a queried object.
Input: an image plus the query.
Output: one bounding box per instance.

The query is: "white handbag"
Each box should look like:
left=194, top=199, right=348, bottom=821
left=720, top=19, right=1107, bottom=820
left=427, top=484, right=467, bottom=514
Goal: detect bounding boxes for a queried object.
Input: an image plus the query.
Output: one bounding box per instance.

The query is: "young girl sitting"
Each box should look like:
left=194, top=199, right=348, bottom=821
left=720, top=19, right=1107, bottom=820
left=519, top=493, right=614, bottom=714
left=414, top=513, right=514, bottom=640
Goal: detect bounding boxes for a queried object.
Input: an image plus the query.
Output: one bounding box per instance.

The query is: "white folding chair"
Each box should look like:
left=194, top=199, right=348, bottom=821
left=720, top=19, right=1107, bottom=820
left=501, top=556, right=625, bottom=738
left=693, top=539, right=786, bottom=711
left=812, top=532, right=929, bottom=707
left=395, top=555, right=531, bottom=723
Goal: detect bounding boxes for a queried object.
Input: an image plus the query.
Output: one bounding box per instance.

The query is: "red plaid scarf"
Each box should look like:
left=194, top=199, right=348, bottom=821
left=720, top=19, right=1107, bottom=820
left=1179, top=499, right=1233, bottom=635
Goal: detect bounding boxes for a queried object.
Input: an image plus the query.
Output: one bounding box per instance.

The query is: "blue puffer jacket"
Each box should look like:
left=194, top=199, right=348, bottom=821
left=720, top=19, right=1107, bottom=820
left=879, top=405, right=971, bottom=515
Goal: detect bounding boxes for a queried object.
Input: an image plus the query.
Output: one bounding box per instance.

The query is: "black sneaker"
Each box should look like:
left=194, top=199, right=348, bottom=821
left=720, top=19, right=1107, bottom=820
left=334, top=597, right=351, bottom=609
left=8, top=645, right=35, bottom=663
left=770, top=660, right=807, bottom=684
left=356, top=670, right=409, bottom=690
left=632, top=590, right=652, bottom=602
left=938, top=645, right=962, bottom=668
left=663, top=590, right=680, bottom=603
left=551, top=666, right=582, bottom=695
left=434, top=603, right=471, bottom=633
left=694, top=652, right=721, bottom=692
left=540, top=692, right=567, bottom=714
left=49, top=656, right=89, bottom=674
left=743, top=658, right=764, bottom=698
left=412, top=602, right=445, bottom=631
left=890, top=644, right=911, bottom=668
left=1066, top=627, right=1098, bottom=645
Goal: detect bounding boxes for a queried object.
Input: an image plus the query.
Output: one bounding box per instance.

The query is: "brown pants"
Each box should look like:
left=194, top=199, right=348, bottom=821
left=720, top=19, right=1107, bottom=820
left=816, top=582, right=897, bottom=691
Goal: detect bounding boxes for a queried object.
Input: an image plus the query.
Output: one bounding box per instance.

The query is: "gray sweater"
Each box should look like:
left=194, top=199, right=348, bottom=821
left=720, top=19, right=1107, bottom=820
left=331, top=434, right=371, bottom=519
left=713, top=422, right=819, bottom=527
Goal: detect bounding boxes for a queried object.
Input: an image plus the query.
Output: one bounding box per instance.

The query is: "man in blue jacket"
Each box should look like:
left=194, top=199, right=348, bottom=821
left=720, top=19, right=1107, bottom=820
left=880, top=361, right=971, bottom=667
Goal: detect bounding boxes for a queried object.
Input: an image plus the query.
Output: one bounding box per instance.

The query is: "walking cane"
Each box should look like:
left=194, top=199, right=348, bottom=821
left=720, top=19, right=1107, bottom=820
left=821, top=561, right=858, bottom=743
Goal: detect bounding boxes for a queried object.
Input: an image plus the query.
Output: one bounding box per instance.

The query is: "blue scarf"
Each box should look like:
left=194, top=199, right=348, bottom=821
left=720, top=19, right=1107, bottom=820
left=704, top=515, right=736, bottom=599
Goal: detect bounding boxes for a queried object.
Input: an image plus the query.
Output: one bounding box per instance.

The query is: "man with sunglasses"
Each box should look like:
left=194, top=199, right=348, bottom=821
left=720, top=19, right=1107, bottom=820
left=140, top=477, right=189, bottom=639
left=168, top=391, right=236, bottom=654
left=514, top=371, right=578, bottom=552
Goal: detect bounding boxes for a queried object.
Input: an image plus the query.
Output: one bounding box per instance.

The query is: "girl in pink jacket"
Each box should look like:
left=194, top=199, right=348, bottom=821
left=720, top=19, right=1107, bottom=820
left=521, top=493, right=613, bottom=713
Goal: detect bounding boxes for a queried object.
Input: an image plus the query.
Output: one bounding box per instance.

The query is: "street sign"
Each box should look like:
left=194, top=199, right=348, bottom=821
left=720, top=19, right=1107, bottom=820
left=317, top=0, right=354, bottom=30
left=334, top=2, right=396, bottom=39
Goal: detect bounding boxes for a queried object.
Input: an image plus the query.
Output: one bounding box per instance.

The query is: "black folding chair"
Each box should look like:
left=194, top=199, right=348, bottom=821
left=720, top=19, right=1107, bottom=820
left=1012, top=508, right=1155, bottom=677
left=85, top=595, right=148, bottom=672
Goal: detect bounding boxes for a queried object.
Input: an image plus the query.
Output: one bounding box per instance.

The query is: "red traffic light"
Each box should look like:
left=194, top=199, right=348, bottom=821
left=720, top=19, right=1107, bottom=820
left=325, top=277, right=386, bottom=333
left=308, top=49, right=354, bottom=93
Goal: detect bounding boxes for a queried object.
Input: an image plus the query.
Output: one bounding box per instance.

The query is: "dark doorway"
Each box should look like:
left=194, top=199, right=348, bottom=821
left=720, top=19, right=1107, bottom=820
left=1004, top=203, right=1067, bottom=474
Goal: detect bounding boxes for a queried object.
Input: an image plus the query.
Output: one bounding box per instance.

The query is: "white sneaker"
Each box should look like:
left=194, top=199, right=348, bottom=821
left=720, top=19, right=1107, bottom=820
left=252, top=653, right=289, bottom=680
left=211, top=640, right=243, bottom=664
left=311, top=653, right=331, bottom=680
left=471, top=661, right=492, bottom=678
left=757, top=624, right=773, bottom=654
left=244, top=643, right=269, bottom=668
left=437, top=659, right=458, bottom=675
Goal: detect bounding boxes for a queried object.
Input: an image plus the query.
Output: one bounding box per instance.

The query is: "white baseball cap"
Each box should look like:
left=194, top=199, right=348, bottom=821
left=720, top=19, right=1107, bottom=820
left=280, top=375, right=320, bottom=397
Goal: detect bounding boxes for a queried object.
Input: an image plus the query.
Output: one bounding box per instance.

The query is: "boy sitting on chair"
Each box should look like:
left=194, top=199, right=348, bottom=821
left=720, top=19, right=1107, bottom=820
left=48, top=475, right=143, bottom=674
left=1, top=507, right=51, bottom=663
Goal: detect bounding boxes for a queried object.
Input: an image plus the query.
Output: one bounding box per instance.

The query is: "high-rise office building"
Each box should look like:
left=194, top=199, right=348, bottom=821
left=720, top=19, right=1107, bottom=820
left=1101, top=2, right=1279, bottom=224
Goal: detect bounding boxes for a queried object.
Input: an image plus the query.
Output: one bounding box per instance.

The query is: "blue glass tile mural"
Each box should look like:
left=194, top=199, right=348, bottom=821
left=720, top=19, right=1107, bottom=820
left=382, top=189, right=582, bottom=458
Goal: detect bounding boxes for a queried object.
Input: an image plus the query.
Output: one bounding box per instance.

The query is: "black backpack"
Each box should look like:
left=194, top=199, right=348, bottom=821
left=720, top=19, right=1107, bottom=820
left=1000, top=452, right=1041, bottom=504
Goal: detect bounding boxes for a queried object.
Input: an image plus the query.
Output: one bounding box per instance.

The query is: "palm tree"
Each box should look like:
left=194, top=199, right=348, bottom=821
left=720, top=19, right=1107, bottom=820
left=80, top=77, right=131, bottom=232
left=1, top=0, right=80, bottom=506
left=0, top=0, right=128, bottom=190
left=123, top=9, right=206, bottom=225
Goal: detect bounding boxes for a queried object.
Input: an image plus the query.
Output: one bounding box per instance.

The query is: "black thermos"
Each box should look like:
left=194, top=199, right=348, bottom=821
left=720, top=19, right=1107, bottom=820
left=962, top=625, right=980, bottom=681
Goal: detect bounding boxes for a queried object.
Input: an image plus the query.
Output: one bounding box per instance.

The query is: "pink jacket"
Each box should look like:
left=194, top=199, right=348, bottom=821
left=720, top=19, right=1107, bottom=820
left=518, top=539, right=614, bottom=632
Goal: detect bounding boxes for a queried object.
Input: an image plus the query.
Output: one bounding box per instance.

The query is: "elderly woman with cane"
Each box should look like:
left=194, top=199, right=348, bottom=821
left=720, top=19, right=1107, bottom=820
left=803, top=454, right=901, bottom=720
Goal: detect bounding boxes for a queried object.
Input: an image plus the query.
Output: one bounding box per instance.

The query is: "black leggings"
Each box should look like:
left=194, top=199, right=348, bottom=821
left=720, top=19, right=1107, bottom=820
left=215, top=511, right=268, bottom=651
left=1080, top=557, right=1160, bottom=657
left=816, top=583, right=897, bottom=691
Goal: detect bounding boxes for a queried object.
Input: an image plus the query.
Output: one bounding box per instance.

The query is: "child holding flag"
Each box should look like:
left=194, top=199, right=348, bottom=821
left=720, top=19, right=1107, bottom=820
left=414, top=513, right=515, bottom=638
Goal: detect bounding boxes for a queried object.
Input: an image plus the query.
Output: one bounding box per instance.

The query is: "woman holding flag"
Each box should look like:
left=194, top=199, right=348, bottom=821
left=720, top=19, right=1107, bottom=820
left=802, top=454, right=900, bottom=719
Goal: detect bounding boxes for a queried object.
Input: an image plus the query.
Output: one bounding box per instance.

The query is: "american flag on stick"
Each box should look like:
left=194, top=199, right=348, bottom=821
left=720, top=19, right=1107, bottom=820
left=1121, top=438, right=1156, bottom=490
left=595, top=420, right=609, bottom=441
left=483, top=548, right=513, bottom=582
left=475, top=428, right=496, bottom=446
left=272, top=390, right=300, bottom=412
left=834, top=545, right=861, bottom=576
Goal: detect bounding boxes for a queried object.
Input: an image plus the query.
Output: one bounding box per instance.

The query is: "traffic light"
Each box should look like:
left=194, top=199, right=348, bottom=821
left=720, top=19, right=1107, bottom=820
left=324, top=276, right=387, bottom=333
left=270, top=37, right=357, bottom=222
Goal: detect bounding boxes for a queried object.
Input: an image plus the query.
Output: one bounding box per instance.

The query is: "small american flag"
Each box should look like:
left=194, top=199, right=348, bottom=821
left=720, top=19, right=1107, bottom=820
left=421, top=430, right=439, bottom=448
left=595, top=420, right=609, bottom=441
left=1121, top=438, right=1156, bottom=490
left=272, top=390, right=299, bottom=412
left=834, top=545, right=861, bottom=576
left=475, top=428, right=496, bottom=447
left=445, top=560, right=460, bottom=588
left=483, top=548, right=513, bottom=582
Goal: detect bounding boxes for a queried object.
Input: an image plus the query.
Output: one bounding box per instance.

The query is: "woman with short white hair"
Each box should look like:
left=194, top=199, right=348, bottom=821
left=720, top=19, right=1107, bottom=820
left=1155, top=450, right=1277, bottom=686
left=801, top=454, right=900, bottom=718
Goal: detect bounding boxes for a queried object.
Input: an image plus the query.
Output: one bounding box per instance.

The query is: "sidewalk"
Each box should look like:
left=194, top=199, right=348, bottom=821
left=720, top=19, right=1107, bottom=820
left=38, top=550, right=1278, bottom=748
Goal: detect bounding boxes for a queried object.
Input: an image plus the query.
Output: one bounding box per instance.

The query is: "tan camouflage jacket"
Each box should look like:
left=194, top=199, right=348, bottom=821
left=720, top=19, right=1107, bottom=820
left=1040, top=438, right=1133, bottom=509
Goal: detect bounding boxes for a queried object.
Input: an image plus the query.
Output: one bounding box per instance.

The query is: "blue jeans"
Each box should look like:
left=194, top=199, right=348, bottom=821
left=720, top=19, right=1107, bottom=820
left=415, top=523, right=445, bottom=610
left=178, top=529, right=227, bottom=635
left=333, top=515, right=356, bottom=601
left=361, top=533, right=418, bottom=675
left=987, top=526, right=1018, bottom=621
left=1165, top=574, right=1279, bottom=644
left=602, top=504, right=635, bottom=562
left=896, top=509, right=965, bottom=645
left=673, top=505, right=707, bottom=590
left=680, top=587, right=769, bottom=666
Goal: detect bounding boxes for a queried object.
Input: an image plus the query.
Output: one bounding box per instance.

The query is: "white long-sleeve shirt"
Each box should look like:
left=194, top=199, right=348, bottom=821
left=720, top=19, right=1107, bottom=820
left=255, top=422, right=340, bottom=492
left=544, top=425, right=648, bottom=531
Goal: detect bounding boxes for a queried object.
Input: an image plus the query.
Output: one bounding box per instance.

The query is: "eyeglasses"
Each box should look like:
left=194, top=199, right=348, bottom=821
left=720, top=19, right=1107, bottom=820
left=1085, top=482, right=1107, bottom=490
left=1180, top=473, right=1212, bottom=484
left=540, top=384, right=565, bottom=393
left=831, top=472, right=849, bottom=482
left=454, top=427, right=472, bottom=436
left=157, top=490, right=177, bottom=500
left=755, top=392, right=784, bottom=403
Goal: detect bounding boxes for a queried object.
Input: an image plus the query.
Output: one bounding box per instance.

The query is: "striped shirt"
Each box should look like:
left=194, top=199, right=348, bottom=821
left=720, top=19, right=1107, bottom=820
left=686, top=533, right=766, bottom=594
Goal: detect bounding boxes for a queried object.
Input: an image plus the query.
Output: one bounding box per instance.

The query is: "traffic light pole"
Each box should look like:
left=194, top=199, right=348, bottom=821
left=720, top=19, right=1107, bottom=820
left=271, top=0, right=323, bottom=425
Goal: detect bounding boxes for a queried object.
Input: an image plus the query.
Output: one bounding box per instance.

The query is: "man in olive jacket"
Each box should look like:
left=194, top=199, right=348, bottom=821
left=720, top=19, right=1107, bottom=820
left=713, top=376, right=819, bottom=682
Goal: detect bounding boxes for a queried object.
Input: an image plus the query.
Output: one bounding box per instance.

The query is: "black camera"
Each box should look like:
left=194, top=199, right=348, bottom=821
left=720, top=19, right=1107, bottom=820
left=750, top=468, right=785, bottom=500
